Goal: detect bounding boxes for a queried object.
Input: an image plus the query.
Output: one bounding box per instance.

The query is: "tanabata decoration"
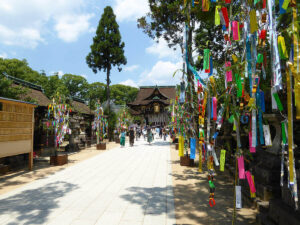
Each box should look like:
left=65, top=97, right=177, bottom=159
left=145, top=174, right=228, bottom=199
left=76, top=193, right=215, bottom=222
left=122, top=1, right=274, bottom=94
left=47, top=96, right=71, bottom=151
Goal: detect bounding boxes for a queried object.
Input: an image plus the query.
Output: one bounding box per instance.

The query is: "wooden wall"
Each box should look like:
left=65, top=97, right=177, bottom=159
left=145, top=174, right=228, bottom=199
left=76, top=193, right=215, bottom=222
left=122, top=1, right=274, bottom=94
left=0, top=99, right=35, bottom=169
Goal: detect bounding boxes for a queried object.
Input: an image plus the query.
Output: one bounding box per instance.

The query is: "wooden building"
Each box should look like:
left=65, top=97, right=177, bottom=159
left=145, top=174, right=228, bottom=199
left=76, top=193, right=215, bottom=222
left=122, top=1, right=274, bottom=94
left=127, top=86, right=176, bottom=126
left=0, top=97, right=36, bottom=170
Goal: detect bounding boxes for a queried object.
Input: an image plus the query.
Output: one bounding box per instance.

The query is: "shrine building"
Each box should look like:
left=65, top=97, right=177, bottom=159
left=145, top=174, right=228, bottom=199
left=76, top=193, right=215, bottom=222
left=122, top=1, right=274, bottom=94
left=127, top=86, right=176, bottom=126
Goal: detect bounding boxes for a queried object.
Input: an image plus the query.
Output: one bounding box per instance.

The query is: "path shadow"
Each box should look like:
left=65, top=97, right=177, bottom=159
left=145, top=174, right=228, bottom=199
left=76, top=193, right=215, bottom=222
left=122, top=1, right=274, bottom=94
left=0, top=181, right=78, bottom=225
left=170, top=163, right=256, bottom=225
left=120, top=186, right=172, bottom=215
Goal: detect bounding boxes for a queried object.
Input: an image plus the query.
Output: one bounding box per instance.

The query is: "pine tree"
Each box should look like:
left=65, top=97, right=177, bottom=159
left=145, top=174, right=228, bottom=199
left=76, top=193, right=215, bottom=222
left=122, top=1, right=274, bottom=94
left=86, top=6, right=127, bottom=116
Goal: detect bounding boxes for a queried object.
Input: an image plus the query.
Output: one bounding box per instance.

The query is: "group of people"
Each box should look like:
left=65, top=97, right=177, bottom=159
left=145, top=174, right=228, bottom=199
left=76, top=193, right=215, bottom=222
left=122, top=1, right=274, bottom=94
left=119, top=126, right=168, bottom=147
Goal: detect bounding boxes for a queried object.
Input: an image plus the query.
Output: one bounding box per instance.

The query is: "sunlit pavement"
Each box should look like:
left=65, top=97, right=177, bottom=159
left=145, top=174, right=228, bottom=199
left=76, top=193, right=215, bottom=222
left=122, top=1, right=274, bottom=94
left=0, top=136, right=175, bottom=225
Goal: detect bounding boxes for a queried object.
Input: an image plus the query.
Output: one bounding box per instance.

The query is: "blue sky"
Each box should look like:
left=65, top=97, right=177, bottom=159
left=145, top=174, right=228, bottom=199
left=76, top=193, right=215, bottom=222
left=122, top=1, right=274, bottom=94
left=0, top=0, right=183, bottom=88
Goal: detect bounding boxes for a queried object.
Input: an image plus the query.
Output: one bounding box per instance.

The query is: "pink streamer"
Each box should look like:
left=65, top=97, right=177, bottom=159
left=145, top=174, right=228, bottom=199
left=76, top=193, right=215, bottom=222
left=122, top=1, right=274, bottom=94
left=237, top=156, right=245, bottom=179
left=232, top=21, right=239, bottom=41
left=245, top=171, right=256, bottom=193
left=249, top=132, right=256, bottom=153
left=213, top=97, right=217, bottom=121
left=225, top=62, right=232, bottom=82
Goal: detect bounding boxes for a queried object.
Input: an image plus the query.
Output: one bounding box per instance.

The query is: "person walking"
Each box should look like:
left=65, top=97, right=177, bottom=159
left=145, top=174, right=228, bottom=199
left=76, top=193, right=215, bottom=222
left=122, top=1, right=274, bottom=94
left=120, top=129, right=126, bottom=147
left=129, top=127, right=135, bottom=147
left=147, top=127, right=153, bottom=144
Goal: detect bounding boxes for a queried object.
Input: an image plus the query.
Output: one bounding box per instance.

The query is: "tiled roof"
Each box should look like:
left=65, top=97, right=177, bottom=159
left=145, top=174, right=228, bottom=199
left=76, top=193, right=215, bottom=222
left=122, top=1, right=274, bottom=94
left=128, top=86, right=176, bottom=106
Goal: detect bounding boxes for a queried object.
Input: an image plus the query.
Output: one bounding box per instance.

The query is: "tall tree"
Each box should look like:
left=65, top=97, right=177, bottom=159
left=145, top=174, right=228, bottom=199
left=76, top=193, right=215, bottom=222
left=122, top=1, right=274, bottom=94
left=61, top=74, right=89, bottom=100
left=86, top=6, right=127, bottom=115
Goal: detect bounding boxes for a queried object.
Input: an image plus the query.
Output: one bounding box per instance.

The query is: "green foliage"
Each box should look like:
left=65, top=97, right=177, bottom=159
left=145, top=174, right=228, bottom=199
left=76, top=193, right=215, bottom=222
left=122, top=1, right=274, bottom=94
left=0, top=74, right=28, bottom=99
left=110, top=84, right=138, bottom=105
left=61, top=74, right=89, bottom=100
left=104, top=107, right=118, bottom=140
left=88, top=82, right=106, bottom=109
left=86, top=6, right=127, bottom=74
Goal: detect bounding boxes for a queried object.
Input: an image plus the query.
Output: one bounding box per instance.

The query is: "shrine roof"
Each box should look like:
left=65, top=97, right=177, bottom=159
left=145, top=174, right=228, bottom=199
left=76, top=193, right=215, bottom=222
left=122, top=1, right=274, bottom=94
left=128, top=86, right=176, bottom=106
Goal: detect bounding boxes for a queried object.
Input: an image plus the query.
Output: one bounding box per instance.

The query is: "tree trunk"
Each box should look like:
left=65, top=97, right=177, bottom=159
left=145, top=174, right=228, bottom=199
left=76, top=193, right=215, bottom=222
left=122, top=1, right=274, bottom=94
left=106, top=67, right=110, bottom=140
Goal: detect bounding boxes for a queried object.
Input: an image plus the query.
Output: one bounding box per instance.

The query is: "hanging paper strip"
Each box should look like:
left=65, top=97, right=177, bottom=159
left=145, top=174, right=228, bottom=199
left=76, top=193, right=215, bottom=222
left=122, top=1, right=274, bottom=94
left=190, top=138, right=196, bottom=159
left=235, top=73, right=242, bottom=98
left=179, top=135, right=184, bottom=157
left=236, top=186, right=242, bottom=209
left=260, top=90, right=265, bottom=112
left=251, top=109, right=257, bottom=148
left=245, top=171, right=256, bottom=193
left=225, top=0, right=231, bottom=3
left=203, top=49, right=210, bottom=72
left=235, top=186, right=242, bottom=209
left=258, top=110, right=264, bottom=145
left=249, top=131, right=256, bottom=153
left=250, top=175, right=256, bottom=198
left=262, top=0, right=266, bottom=8
left=215, top=6, right=221, bottom=26
left=260, top=30, right=267, bottom=40
left=281, top=144, right=285, bottom=187
left=187, top=62, right=207, bottom=88
left=212, top=97, right=217, bottom=121
left=278, top=36, right=289, bottom=59
left=286, top=63, right=295, bottom=185
left=250, top=10, right=258, bottom=34
left=220, top=149, right=226, bottom=172
left=212, top=146, right=219, bottom=166
left=263, top=125, right=272, bottom=146
left=232, top=21, right=240, bottom=41
left=202, top=0, right=210, bottom=12
left=225, top=62, right=232, bottom=82
left=209, top=56, right=213, bottom=76
left=273, top=92, right=284, bottom=111
left=237, top=156, right=245, bottom=179
left=221, top=7, right=229, bottom=28
left=282, top=122, right=287, bottom=144
left=199, top=144, right=203, bottom=172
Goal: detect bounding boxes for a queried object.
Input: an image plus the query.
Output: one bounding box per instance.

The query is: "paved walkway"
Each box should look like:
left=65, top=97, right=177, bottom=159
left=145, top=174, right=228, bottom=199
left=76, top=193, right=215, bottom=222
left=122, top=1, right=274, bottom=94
left=0, top=138, right=176, bottom=225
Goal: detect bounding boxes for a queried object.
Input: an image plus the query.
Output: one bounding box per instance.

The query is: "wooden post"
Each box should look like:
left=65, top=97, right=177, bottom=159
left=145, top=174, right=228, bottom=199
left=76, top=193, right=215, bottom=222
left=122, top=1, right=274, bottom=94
left=28, top=152, right=33, bottom=170
left=29, top=106, right=34, bottom=171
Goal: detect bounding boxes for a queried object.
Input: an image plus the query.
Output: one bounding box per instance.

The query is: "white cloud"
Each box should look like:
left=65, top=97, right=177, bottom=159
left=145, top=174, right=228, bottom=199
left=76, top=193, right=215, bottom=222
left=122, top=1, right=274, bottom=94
left=114, top=0, right=149, bottom=22
left=55, top=14, right=94, bottom=42
left=146, top=38, right=181, bottom=61
left=120, top=79, right=139, bottom=88
left=0, top=0, right=94, bottom=47
left=138, top=60, right=182, bottom=86
left=0, top=52, right=8, bottom=58
left=124, top=65, right=140, bottom=72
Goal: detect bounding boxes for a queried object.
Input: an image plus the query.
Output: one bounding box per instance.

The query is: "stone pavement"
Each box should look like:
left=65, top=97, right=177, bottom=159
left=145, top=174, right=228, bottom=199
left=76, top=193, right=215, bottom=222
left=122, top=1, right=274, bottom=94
left=0, top=138, right=176, bottom=225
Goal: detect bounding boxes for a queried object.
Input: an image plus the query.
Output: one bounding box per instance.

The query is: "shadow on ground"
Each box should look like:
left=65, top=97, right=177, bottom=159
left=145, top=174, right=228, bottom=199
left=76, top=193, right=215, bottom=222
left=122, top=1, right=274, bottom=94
left=169, top=145, right=257, bottom=225
left=0, top=181, right=78, bottom=225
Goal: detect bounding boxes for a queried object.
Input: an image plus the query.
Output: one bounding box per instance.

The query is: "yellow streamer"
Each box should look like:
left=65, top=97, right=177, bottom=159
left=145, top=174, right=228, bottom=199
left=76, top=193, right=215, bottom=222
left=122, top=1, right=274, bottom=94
left=179, top=135, right=184, bottom=157
left=215, top=6, right=221, bottom=26
left=250, top=10, right=258, bottom=34
left=250, top=175, right=256, bottom=198
left=199, top=143, right=203, bottom=172
left=287, top=62, right=295, bottom=184
left=278, top=36, right=289, bottom=59
left=220, top=149, right=226, bottom=172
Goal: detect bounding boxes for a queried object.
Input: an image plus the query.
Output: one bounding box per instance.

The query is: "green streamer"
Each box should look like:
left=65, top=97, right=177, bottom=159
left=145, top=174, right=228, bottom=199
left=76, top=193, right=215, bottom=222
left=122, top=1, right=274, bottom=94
left=203, top=49, right=210, bottom=70
left=281, top=122, right=287, bottom=144
left=235, top=73, right=242, bottom=98
left=273, top=92, right=284, bottom=111
left=257, top=53, right=263, bottom=64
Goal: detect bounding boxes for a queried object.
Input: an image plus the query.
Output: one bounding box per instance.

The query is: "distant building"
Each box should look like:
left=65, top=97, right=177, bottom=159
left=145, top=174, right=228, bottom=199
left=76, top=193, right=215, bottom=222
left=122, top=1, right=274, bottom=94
left=127, top=86, right=176, bottom=126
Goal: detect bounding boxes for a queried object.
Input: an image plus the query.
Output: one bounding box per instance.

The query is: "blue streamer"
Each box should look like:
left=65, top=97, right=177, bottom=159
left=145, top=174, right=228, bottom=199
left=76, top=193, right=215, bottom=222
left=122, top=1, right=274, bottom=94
left=256, top=91, right=264, bottom=145
left=260, top=90, right=265, bottom=112
left=279, top=0, right=286, bottom=14
left=213, top=132, right=219, bottom=139
left=190, top=138, right=196, bottom=159
left=187, top=62, right=207, bottom=88
left=209, top=56, right=213, bottom=76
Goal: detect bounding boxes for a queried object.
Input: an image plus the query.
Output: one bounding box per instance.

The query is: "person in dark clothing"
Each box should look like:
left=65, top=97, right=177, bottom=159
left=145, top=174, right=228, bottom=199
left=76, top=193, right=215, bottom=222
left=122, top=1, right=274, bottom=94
left=129, top=127, right=135, bottom=146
